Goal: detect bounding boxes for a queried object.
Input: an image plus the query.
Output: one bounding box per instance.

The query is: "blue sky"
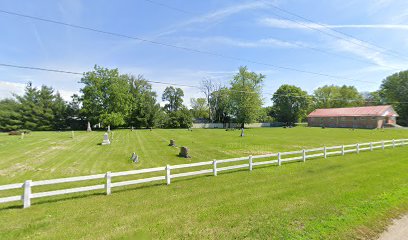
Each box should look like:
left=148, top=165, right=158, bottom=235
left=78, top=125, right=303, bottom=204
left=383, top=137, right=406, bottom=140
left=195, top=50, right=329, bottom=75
left=1, top=0, right=408, bottom=106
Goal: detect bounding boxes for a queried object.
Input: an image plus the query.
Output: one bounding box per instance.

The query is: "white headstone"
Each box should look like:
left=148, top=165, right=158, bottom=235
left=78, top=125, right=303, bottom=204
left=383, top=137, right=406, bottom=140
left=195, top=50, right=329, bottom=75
left=87, top=121, right=92, bottom=132
left=240, top=128, right=244, bottom=137
left=101, top=133, right=111, bottom=145
left=107, top=125, right=111, bottom=132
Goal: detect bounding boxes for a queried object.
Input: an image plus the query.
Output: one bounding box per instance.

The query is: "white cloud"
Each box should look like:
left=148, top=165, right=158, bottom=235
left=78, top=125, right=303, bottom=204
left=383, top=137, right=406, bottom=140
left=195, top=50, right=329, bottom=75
left=155, top=1, right=273, bottom=37
left=330, top=38, right=407, bottom=70
left=173, top=36, right=305, bottom=48
left=0, top=81, right=25, bottom=99
left=259, top=17, right=408, bottom=30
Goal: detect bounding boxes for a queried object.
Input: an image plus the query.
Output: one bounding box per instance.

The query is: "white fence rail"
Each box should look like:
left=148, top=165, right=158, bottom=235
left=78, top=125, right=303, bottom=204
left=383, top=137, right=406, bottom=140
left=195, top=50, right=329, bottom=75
left=0, top=139, right=407, bottom=209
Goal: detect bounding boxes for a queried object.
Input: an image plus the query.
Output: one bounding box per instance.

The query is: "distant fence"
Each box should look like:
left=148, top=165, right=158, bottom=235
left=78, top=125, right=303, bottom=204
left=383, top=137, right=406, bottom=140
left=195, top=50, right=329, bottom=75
left=192, top=123, right=274, bottom=128
left=0, top=139, right=407, bottom=209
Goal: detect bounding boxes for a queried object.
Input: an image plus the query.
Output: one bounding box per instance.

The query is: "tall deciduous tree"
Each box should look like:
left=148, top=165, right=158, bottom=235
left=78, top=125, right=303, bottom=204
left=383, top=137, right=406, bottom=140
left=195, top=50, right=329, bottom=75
left=80, top=65, right=131, bottom=128
left=190, top=98, right=209, bottom=119
left=127, top=75, right=160, bottom=128
left=230, top=66, right=264, bottom=128
left=272, top=84, right=309, bottom=123
left=380, top=70, right=408, bottom=125
left=210, top=87, right=232, bottom=123
left=162, top=86, right=184, bottom=113
left=313, top=85, right=364, bottom=109
left=362, top=91, right=383, bottom=106
left=200, top=78, right=216, bottom=122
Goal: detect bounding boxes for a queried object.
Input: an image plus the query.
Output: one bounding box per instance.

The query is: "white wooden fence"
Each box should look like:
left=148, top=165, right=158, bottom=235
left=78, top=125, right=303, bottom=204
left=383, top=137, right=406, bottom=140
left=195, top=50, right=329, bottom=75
left=0, top=139, right=407, bottom=209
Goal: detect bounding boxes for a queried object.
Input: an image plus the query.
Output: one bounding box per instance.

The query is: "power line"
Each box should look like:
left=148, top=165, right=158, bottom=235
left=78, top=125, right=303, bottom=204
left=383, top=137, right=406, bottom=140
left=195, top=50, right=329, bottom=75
left=0, top=63, right=83, bottom=75
left=0, top=9, right=378, bottom=84
left=2, top=62, right=407, bottom=104
left=143, top=2, right=401, bottom=71
left=260, top=0, right=408, bottom=61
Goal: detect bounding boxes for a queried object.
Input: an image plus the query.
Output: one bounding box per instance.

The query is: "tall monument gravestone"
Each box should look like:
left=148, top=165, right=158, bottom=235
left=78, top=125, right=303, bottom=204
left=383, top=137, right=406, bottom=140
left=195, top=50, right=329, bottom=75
left=87, top=122, right=92, bottom=132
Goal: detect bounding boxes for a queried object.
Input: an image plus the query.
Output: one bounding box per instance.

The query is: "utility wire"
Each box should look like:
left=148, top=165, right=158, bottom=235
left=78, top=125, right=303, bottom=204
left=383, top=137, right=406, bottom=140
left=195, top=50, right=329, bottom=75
left=143, top=1, right=401, bottom=71
left=1, top=62, right=407, bottom=104
left=0, top=9, right=378, bottom=84
left=260, top=0, right=408, bottom=61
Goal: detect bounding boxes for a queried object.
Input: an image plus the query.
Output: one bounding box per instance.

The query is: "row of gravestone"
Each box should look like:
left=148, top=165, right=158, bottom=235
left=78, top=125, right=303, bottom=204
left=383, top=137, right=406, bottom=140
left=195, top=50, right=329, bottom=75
left=169, top=139, right=191, bottom=158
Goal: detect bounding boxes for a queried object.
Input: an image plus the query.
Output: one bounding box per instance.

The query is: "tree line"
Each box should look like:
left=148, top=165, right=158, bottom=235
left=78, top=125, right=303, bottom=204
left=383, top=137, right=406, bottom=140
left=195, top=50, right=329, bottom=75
left=0, top=65, right=407, bottom=131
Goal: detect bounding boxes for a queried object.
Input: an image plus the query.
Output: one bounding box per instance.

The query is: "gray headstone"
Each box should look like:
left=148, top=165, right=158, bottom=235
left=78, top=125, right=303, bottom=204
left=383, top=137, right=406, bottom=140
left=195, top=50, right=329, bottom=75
left=130, top=152, right=139, bottom=163
left=169, top=139, right=176, bottom=147
left=101, top=133, right=111, bottom=145
left=240, top=128, right=244, bottom=137
left=179, top=147, right=191, bottom=158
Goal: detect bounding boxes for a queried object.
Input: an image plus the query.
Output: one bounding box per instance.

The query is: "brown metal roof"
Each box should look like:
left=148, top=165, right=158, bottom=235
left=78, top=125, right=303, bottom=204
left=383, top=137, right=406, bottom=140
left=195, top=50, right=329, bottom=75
left=308, top=105, right=399, bottom=117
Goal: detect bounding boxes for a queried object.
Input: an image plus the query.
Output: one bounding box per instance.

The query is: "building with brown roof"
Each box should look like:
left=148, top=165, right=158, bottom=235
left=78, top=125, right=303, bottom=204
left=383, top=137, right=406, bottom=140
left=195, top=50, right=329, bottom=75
left=307, top=105, right=399, bottom=129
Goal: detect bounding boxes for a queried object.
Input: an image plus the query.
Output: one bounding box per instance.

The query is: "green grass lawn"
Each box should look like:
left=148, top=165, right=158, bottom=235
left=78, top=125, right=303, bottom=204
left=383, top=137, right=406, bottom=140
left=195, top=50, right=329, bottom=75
left=0, top=128, right=408, bottom=239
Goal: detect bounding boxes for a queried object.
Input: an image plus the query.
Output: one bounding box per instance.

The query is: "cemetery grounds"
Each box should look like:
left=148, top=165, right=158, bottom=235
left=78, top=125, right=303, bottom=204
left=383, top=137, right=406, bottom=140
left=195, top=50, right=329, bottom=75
left=0, top=127, right=408, bottom=239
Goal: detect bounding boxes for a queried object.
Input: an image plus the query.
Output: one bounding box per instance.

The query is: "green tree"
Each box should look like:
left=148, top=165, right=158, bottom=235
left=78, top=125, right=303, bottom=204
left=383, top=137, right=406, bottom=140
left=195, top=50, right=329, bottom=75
left=229, top=66, right=264, bottom=128
left=362, top=91, right=383, bottom=106
left=100, top=112, right=125, bottom=127
left=210, top=87, right=232, bottom=123
left=257, top=106, right=274, bottom=123
left=380, top=70, right=408, bottom=125
left=190, top=98, right=209, bottom=119
left=66, top=94, right=86, bottom=130
left=80, top=65, right=131, bottom=128
left=272, top=84, right=310, bottom=123
left=313, top=85, right=364, bottom=109
left=52, top=92, right=68, bottom=130
left=0, top=98, right=22, bottom=131
left=127, top=75, right=160, bottom=128
left=16, top=83, right=56, bottom=130
left=163, top=106, right=193, bottom=128
left=162, top=86, right=184, bottom=112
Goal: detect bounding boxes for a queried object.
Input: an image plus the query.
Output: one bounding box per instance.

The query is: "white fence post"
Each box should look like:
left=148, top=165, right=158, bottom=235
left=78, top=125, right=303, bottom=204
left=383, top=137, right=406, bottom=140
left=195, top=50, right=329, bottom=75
left=323, top=146, right=327, bottom=159
left=382, top=141, right=385, bottom=150
left=392, top=139, right=395, bottom=148
left=249, top=155, right=253, bottom=171
left=356, top=144, right=360, bottom=154
left=23, top=180, right=31, bottom=208
left=165, top=165, right=171, bottom=185
left=278, top=152, right=281, bottom=166
left=213, top=160, right=217, bottom=176
left=105, top=171, right=111, bottom=195
left=341, top=145, right=345, bottom=155
left=370, top=142, right=373, bottom=151
left=302, top=149, right=306, bottom=162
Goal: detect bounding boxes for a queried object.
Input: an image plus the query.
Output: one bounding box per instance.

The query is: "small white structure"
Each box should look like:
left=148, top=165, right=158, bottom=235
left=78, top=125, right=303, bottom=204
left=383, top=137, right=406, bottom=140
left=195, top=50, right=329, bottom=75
left=87, top=122, right=92, bottom=132
left=101, top=133, right=111, bottom=145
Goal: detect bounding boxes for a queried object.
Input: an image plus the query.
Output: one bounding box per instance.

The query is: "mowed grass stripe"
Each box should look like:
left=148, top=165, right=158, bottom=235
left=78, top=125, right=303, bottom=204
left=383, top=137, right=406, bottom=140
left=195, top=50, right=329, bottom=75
left=0, top=128, right=407, bottom=239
